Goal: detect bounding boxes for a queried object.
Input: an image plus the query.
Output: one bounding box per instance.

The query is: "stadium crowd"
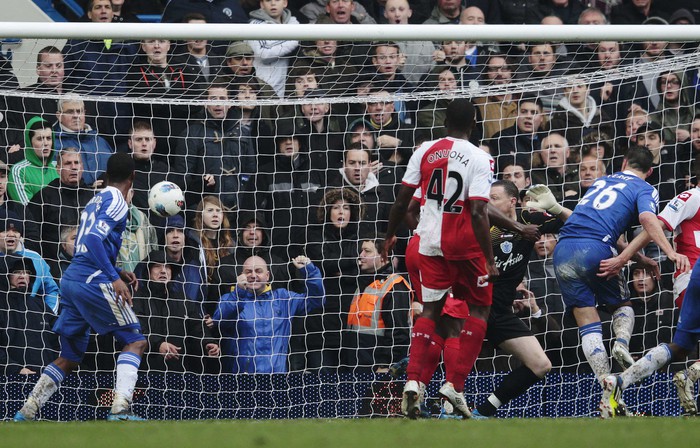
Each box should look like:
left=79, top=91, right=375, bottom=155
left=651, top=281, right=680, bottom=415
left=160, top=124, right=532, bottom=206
left=1, top=0, right=699, bottom=388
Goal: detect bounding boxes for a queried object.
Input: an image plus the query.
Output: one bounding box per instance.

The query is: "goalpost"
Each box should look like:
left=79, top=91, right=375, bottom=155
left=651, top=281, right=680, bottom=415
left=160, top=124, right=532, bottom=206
left=1, top=21, right=699, bottom=420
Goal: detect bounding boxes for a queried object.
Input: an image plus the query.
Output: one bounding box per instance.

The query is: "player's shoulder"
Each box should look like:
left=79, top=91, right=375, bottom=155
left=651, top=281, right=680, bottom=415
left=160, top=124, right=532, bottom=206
left=97, top=186, right=128, bottom=220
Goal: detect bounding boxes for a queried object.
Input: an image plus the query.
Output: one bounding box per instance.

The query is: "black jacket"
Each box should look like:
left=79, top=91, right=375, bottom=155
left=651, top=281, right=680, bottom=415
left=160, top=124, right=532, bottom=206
left=172, top=111, right=256, bottom=210
left=132, top=280, right=218, bottom=373
left=0, top=287, right=59, bottom=375
left=27, top=179, right=93, bottom=261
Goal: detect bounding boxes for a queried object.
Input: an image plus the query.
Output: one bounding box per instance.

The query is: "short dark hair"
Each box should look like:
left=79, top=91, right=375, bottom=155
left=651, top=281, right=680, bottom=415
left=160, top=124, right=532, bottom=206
left=36, top=46, right=62, bottom=65
left=445, top=99, right=476, bottom=133
left=344, top=146, right=372, bottom=162
left=182, top=12, right=206, bottom=23
left=518, top=95, right=543, bottom=110
left=106, top=152, right=135, bottom=183
left=371, top=41, right=400, bottom=56
left=492, top=179, right=519, bottom=199
left=360, top=234, right=386, bottom=256
left=28, top=118, right=51, bottom=140
left=624, top=146, right=654, bottom=172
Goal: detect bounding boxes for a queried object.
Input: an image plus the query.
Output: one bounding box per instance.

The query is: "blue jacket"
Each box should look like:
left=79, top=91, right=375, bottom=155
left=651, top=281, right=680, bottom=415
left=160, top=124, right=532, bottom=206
left=2, top=246, right=60, bottom=314
left=213, top=263, right=324, bottom=373
left=53, top=124, right=114, bottom=186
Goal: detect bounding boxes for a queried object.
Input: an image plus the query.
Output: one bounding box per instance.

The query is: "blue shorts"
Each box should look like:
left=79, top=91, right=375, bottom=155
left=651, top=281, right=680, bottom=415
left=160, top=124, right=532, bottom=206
left=53, top=279, right=143, bottom=354
left=674, top=266, right=700, bottom=351
left=553, top=240, right=629, bottom=309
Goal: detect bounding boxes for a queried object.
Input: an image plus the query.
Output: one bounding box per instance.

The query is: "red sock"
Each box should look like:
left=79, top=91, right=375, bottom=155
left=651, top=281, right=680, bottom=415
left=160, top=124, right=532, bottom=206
left=452, top=316, right=488, bottom=389
left=406, top=317, right=436, bottom=382
left=419, top=333, right=444, bottom=386
left=443, top=337, right=464, bottom=391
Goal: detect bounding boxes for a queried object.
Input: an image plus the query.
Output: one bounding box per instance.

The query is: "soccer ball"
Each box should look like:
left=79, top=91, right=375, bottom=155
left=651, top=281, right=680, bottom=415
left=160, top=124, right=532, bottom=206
left=148, top=181, right=185, bottom=218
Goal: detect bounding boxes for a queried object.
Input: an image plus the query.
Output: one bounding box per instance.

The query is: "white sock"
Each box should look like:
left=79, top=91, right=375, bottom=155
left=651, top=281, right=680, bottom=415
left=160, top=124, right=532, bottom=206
left=487, top=394, right=503, bottom=409
left=112, top=352, right=141, bottom=413
left=612, top=306, right=634, bottom=347
left=620, top=344, right=672, bottom=389
left=22, top=363, right=65, bottom=418
left=580, top=323, right=610, bottom=385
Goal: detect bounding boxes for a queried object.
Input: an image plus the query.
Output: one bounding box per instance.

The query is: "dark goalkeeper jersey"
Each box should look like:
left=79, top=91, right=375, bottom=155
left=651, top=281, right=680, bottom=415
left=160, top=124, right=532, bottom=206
left=491, top=209, right=562, bottom=314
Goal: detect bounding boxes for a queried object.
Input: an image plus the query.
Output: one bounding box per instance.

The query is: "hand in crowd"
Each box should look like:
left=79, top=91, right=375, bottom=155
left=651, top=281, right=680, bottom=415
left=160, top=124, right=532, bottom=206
left=370, top=159, right=383, bottom=176
left=91, top=180, right=104, bottom=189
left=8, top=143, right=20, bottom=154
left=206, top=343, right=220, bottom=357
left=291, top=255, right=311, bottom=269
left=676, top=128, right=690, bottom=142
left=236, top=273, right=251, bottom=291
left=431, top=49, right=445, bottom=63
left=159, top=342, right=181, bottom=360
left=204, top=314, right=214, bottom=329
left=376, top=134, right=401, bottom=148
left=203, top=174, right=216, bottom=187
left=19, top=368, right=37, bottom=375
left=600, top=82, right=613, bottom=102
left=512, top=287, right=539, bottom=316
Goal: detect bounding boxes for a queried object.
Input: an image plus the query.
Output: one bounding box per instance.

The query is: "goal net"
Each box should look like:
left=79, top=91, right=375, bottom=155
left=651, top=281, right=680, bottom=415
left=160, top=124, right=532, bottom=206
left=1, top=21, right=698, bottom=420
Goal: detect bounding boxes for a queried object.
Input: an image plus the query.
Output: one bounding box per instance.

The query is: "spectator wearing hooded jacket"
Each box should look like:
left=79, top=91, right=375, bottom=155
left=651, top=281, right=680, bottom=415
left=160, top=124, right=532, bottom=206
left=52, top=98, right=115, bottom=187
left=0, top=212, right=60, bottom=315
left=247, top=0, right=300, bottom=98
left=208, top=255, right=324, bottom=373
left=0, top=161, right=40, bottom=254
left=7, top=118, right=59, bottom=206
left=132, top=251, right=220, bottom=373
left=650, top=70, right=697, bottom=145
left=0, top=254, right=60, bottom=375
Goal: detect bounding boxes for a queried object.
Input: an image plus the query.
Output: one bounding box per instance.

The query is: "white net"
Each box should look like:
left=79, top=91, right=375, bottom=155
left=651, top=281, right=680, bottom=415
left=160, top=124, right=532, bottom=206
left=1, top=21, right=699, bottom=419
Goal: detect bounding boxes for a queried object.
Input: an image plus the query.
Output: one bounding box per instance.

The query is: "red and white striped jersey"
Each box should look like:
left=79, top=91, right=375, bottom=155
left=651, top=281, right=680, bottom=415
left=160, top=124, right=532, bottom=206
left=402, top=136, right=493, bottom=260
left=658, top=187, right=700, bottom=271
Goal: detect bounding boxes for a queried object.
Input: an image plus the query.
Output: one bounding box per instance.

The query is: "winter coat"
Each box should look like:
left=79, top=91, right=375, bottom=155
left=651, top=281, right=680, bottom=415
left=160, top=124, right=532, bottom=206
left=242, top=153, right=324, bottom=256
left=248, top=8, right=300, bottom=98
left=213, top=262, right=325, bottom=373
left=301, top=0, right=376, bottom=24
left=650, top=70, right=698, bottom=144
left=0, top=245, right=60, bottom=315
left=7, top=117, right=59, bottom=206
left=62, top=39, right=138, bottom=95
left=132, top=280, right=217, bottom=373
left=27, top=177, right=93, bottom=263
left=53, top=123, right=114, bottom=187
left=0, top=287, right=59, bottom=375
left=550, top=96, right=615, bottom=147
left=172, top=111, right=256, bottom=210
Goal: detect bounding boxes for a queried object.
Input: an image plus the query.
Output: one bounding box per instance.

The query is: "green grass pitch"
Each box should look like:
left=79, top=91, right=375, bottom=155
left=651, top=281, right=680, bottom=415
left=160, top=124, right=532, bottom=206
left=2, top=418, right=700, bottom=448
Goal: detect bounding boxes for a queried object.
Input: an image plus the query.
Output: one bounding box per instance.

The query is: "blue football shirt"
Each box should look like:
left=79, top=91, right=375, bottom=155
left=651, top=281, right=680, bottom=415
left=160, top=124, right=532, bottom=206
left=558, top=171, right=658, bottom=246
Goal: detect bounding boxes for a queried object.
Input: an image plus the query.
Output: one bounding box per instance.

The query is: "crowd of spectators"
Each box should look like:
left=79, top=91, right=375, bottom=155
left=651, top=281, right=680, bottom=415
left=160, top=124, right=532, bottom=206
left=0, top=0, right=697, bottom=375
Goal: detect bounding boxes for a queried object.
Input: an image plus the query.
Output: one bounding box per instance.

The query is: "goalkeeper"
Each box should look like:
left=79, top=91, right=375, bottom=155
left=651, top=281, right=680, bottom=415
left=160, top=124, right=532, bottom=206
left=434, top=181, right=573, bottom=418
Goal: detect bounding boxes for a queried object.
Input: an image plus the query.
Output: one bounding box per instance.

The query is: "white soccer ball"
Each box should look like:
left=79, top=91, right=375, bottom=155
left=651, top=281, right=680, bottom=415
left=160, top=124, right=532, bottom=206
left=148, top=181, right=185, bottom=218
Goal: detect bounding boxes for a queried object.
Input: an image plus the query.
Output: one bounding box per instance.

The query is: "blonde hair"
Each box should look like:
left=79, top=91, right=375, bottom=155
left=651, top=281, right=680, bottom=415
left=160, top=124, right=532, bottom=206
left=193, top=196, right=234, bottom=276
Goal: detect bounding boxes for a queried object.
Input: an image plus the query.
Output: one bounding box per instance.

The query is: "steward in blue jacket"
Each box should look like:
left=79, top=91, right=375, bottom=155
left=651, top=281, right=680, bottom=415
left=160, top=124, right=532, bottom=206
left=209, top=255, right=324, bottom=373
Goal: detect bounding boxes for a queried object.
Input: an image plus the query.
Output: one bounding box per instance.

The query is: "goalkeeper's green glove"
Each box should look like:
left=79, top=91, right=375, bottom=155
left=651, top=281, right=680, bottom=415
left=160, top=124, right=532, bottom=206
left=525, top=185, right=563, bottom=215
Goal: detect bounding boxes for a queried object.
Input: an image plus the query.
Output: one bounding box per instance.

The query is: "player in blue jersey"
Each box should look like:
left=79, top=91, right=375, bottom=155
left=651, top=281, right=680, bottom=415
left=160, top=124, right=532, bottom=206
left=14, top=153, right=147, bottom=422
left=552, top=146, right=689, bottom=419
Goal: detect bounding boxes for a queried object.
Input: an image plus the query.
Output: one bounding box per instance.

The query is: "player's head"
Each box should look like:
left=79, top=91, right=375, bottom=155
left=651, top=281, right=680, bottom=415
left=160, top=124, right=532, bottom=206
left=444, top=99, right=476, bottom=136
left=242, top=255, right=271, bottom=294
left=106, top=152, right=135, bottom=185
left=358, top=234, right=388, bottom=273
left=622, top=146, right=654, bottom=176
left=490, top=180, right=519, bottom=215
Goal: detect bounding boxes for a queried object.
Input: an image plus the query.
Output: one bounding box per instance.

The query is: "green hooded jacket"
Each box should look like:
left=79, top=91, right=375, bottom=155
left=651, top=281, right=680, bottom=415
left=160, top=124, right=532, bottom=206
left=7, top=116, right=59, bottom=205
